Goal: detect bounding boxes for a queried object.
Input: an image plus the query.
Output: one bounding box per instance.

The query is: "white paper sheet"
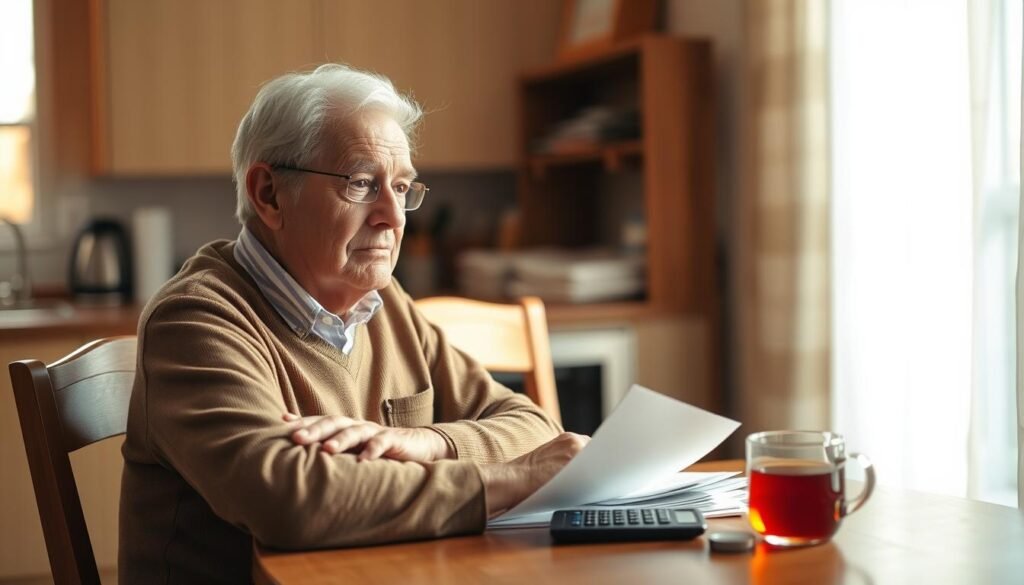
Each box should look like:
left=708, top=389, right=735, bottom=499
left=494, top=384, right=740, bottom=520
left=487, top=471, right=747, bottom=529
left=614, top=471, right=742, bottom=502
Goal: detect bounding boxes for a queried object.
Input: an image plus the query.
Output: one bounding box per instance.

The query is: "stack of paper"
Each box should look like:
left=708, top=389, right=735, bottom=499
left=598, top=471, right=748, bottom=516
left=508, top=249, right=646, bottom=304
left=456, top=249, right=531, bottom=300
left=488, top=471, right=748, bottom=529
left=456, top=247, right=647, bottom=304
left=487, top=385, right=743, bottom=531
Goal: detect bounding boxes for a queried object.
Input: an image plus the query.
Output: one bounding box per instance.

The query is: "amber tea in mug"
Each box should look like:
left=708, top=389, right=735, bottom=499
left=748, top=459, right=843, bottom=544
left=746, top=431, right=875, bottom=547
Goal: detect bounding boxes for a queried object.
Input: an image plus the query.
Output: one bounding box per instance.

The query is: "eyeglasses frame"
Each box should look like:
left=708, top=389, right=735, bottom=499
left=271, top=164, right=428, bottom=211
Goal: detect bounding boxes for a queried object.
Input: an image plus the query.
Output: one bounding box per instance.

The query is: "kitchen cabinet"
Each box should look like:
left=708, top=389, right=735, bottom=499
left=93, top=0, right=321, bottom=175
left=87, top=0, right=562, bottom=175
left=319, top=0, right=561, bottom=170
left=0, top=335, right=124, bottom=580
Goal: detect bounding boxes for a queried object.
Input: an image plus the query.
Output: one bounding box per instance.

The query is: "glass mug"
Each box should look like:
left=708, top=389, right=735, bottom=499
left=746, top=431, right=875, bottom=547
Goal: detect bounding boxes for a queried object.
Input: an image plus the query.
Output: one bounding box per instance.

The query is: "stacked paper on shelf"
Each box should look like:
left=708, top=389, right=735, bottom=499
left=510, top=248, right=646, bottom=303
left=457, top=247, right=646, bottom=303
left=456, top=249, right=515, bottom=300
left=456, top=249, right=549, bottom=301
left=507, top=276, right=644, bottom=304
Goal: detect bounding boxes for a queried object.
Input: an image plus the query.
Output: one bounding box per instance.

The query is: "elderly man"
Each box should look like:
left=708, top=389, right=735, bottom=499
left=119, top=64, right=586, bottom=584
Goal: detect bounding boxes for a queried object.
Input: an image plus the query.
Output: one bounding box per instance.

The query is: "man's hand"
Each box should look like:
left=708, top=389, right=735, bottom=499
left=283, top=413, right=453, bottom=462
left=479, top=432, right=590, bottom=517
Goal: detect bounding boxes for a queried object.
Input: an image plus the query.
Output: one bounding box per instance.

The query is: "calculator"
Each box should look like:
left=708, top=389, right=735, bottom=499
left=549, top=507, right=707, bottom=543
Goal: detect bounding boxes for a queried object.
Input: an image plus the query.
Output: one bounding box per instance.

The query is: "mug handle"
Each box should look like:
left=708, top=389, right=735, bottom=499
left=842, top=452, right=875, bottom=516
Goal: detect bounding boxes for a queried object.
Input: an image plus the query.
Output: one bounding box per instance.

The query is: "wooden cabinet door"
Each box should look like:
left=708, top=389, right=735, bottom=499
left=319, top=0, right=560, bottom=170
left=97, top=0, right=320, bottom=174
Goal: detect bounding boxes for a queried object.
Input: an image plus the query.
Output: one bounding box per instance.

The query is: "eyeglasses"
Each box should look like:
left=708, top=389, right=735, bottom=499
left=273, top=165, right=428, bottom=211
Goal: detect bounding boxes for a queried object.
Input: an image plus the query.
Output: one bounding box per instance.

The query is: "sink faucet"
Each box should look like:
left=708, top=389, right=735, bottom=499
left=0, top=216, right=31, bottom=308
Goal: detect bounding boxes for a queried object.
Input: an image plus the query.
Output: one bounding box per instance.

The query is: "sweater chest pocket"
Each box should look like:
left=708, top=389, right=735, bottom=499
left=382, top=386, right=434, bottom=427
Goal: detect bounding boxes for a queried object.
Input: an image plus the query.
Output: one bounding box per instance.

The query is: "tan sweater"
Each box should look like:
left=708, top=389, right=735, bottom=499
left=119, top=240, right=561, bottom=584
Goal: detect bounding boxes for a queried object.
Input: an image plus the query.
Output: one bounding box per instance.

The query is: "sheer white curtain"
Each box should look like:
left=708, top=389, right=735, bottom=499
left=832, top=0, right=1021, bottom=505
left=1017, top=4, right=1024, bottom=511
left=968, top=0, right=1021, bottom=505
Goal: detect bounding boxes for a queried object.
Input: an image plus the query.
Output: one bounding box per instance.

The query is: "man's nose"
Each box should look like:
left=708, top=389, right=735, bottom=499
left=367, top=184, right=405, bottom=228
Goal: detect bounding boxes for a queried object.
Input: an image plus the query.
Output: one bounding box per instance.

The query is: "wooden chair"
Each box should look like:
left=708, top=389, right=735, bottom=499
left=8, top=336, right=137, bottom=585
left=414, top=296, right=562, bottom=425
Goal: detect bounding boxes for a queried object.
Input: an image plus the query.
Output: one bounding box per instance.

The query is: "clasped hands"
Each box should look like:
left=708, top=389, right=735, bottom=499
left=283, top=411, right=591, bottom=517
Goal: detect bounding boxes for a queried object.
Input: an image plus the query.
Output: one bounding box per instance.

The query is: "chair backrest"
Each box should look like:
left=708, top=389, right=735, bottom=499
left=8, top=336, right=137, bottom=585
left=414, top=296, right=561, bottom=425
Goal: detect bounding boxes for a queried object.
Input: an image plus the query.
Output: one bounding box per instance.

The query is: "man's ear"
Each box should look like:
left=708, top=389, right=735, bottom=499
left=245, top=163, right=285, bottom=231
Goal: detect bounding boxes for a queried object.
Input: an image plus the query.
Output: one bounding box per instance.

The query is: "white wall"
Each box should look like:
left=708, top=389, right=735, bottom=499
left=666, top=0, right=743, bottom=239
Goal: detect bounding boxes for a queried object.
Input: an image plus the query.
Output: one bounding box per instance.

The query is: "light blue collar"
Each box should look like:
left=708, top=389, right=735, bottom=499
left=233, top=227, right=382, bottom=353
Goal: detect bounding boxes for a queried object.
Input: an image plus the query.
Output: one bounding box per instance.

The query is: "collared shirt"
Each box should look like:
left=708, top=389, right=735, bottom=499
left=233, top=227, right=382, bottom=354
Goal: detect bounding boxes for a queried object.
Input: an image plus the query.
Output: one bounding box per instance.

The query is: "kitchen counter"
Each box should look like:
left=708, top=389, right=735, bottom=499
left=0, top=302, right=141, bottom=340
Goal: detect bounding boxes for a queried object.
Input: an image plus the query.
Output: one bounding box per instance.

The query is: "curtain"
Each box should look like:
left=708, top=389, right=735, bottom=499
left=736, top=0, right=831, bottom=436
left=1018, top=1, right=1024, bottom=511
left=832, top=0, right=1020, bottom=503
left=967, top=0, right=1021, bottom=506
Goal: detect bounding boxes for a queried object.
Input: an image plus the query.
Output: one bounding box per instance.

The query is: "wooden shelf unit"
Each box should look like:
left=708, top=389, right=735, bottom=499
left=516, top=36, right=716, bottom=317
left=544, top=300, right=664, bottom=326
left=528, top=139, right=643, bottom=177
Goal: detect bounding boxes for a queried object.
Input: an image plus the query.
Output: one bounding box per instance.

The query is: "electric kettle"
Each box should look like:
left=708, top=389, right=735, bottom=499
left=68, top=218, right=133, bottom=302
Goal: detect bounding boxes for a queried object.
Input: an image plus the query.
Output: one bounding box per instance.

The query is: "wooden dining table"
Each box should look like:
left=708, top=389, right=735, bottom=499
left=253, top=461, right=1024, bottom=584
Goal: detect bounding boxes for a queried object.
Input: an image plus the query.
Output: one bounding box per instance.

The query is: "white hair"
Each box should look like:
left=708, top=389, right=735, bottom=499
left=231, top=63, right=424, bottom=224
